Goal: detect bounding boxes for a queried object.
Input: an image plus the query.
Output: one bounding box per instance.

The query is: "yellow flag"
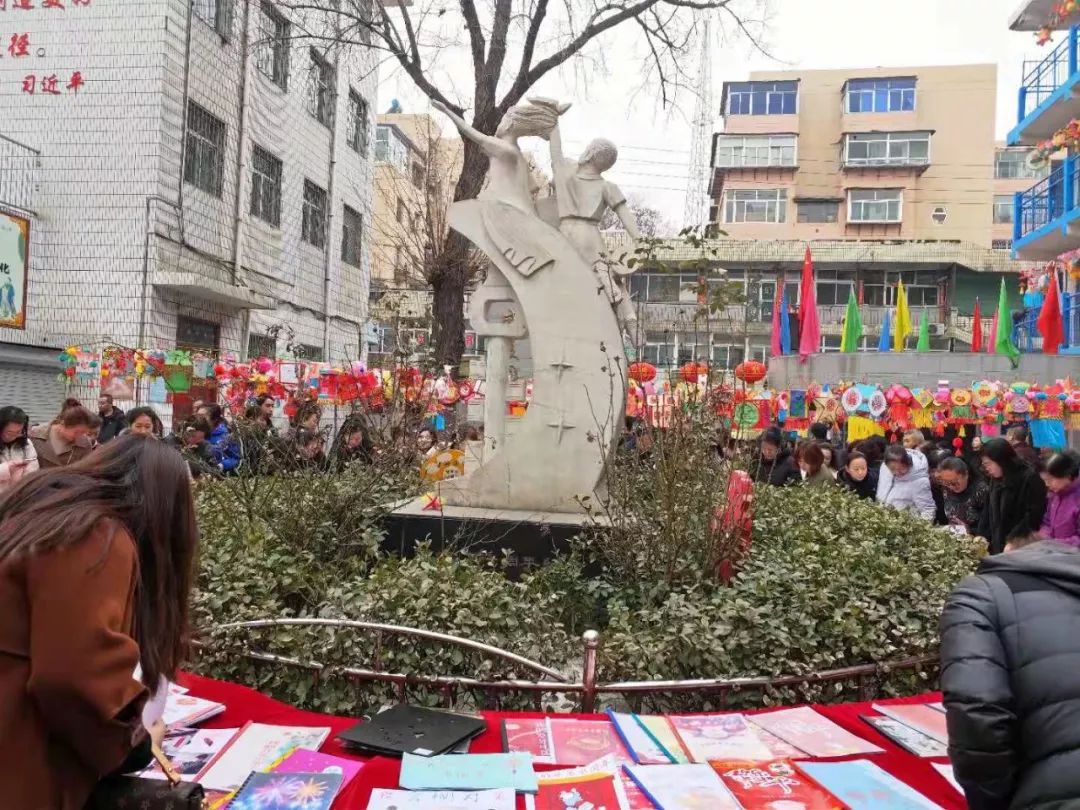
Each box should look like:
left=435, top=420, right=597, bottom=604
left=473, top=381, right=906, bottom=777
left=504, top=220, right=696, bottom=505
left=893, top=280, right=912, bottom=351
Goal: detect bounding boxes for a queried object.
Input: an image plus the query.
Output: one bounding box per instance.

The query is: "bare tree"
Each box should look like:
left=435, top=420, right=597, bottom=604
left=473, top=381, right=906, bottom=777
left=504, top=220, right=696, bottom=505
left=281, top=0, right=765, bottom=367
left=600, top=195, right=672, bottom=237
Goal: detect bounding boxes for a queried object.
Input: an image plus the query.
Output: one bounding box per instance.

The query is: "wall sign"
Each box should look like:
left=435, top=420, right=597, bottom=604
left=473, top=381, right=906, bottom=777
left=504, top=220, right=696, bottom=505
left=0, top=208, right=29, bottom=330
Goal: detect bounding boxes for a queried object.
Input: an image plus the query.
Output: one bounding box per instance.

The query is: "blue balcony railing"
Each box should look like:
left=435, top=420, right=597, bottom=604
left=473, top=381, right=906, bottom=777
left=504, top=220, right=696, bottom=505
left=1014, top=291, right=1080, bottom=353
left=1018, top=26, right=1080, bottom=123
left=1014, top=157, right=1080, bottom=243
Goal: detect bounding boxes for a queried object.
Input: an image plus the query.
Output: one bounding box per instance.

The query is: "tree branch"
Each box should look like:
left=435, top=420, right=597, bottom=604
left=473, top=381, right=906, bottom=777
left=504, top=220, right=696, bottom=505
left=459, top=0, right=488, bottom=79
left=499, top=0, right=550, bottom=112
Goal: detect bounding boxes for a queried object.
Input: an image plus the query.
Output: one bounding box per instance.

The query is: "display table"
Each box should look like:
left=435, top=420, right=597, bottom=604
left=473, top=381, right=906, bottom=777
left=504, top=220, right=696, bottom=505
left=178, top=672, right=966, bottom=809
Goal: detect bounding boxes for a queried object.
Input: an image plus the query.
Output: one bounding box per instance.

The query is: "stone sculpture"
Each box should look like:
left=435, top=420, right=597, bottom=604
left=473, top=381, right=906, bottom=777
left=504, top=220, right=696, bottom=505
left=432, top=99, right=629, bottom=513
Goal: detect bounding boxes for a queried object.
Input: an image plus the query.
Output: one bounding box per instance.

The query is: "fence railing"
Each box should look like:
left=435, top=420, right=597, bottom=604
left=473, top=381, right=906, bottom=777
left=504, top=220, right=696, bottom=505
left=1015, top=291, right=1080, bottom=352
left=1018, top=25, right=1079, bottom=120
left=1016, top=156, right=1080, bottom=242
left=196, top=619, right=940, bottom=713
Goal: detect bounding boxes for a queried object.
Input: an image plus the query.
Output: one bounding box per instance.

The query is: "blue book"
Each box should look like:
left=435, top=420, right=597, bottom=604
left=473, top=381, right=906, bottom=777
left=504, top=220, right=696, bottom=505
left=228, top=771, right=342, bottom=810
left=399, top=751, right=538, bottom=793
left=797, top=760, right=943, bottom=810
left=606, top=709, right=675, bottom=764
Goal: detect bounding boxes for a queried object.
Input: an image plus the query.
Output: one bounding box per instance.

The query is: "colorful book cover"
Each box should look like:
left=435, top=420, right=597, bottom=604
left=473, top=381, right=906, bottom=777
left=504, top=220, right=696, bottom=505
left=860, top=716, right=948, bottom=758
left=535, top=771, right=624, bottom=810
left=270, top=748, right=364, bottom=791
left=932, top=763, right=961, bottom=795
left=503, top=718, right=555, bottom=764
left=624, top=763, right=741, bottom=809
left=368, top=788, right=516, bottom=810
left=608, top=710, right=675, bottom=764
left=162, top=692, right=226, bottom=730
left=749, top=707, right=883, bottom=758
left=529, top=755, right=640, bottom=810
left=635, top=715, right=690, bottom=764
left=754, top=727, right=808, bottom=759
left=400, top=751, right=538, bottom=792
left=547, top=718, right=633, bottom=766
left=198, top=723, right=332, bottom=792
left=871, top=704, right=949, bottom=746
left=227, top=772, right=341, bottom=810
left=140, top=728, right=239, bottom=781
left=711, top=759, right=845, bottom=809
left=796, top=760, right=943, bottom=810
left=667, top=714, right=774, bottom=763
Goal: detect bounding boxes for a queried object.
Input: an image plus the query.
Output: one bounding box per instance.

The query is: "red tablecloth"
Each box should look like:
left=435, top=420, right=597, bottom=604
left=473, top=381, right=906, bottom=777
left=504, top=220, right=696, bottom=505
left=178, top=672, right=966, bottom=809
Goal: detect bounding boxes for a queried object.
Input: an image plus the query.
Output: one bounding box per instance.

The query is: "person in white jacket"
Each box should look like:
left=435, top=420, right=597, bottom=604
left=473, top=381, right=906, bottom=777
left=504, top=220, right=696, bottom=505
left=0, top=406, right=38, bottom=493
left=877, top=444, right=936, bottom=520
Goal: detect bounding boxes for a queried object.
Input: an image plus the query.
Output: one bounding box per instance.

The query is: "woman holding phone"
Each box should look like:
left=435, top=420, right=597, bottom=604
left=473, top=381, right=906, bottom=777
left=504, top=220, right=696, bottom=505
left=0, top=406, right=38, bottom=494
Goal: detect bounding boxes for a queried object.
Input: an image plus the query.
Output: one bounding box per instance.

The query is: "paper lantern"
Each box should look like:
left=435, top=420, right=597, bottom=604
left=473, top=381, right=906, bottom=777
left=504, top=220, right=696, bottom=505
left=679, top=361, right=709, bottom=384
left=628, top=362, right=657, bottom=384
left=734, top=360, right=766, bottom=384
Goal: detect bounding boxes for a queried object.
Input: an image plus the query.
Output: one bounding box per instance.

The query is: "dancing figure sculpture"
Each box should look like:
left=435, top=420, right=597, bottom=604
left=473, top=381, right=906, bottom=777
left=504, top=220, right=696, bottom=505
left=433, top=99, right=627, bottom=513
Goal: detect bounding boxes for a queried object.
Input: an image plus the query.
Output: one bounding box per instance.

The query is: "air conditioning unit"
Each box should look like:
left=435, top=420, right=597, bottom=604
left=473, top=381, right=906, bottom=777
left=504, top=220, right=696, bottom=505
left=928, top=323, right=946, bottom=337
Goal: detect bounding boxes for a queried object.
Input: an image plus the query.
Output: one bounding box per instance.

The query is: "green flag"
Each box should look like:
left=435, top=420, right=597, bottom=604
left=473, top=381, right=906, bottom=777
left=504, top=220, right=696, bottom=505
left=916, top=309, right=930, bottom=352
left=840, top=286, right=862, bottom=353
left=994, top=277, right=1020, bottom=367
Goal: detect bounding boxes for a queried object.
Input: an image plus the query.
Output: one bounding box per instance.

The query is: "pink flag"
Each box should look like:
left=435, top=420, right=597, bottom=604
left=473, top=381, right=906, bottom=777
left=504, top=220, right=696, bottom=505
left=987, top=310, right=998, bottom=353
left=769, top=279, right=783, bottom=357
left=798, top=247, right=821, bottom=362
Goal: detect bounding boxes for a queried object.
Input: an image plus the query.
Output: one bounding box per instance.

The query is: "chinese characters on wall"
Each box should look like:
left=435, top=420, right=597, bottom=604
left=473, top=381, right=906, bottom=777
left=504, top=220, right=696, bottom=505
left=5, top=0, right=90, bottom=96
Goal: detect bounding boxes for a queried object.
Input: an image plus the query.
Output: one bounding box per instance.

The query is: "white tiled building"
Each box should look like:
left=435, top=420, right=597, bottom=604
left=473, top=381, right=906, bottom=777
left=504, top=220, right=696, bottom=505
left=0, top=0, right=376, bottom=422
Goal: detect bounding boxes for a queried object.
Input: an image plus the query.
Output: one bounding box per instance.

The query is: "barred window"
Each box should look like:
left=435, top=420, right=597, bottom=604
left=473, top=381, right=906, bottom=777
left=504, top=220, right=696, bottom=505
left=256, top=2, right=289, bottom=90
left=341, top=205, right=363, bottom=267
left=193, top=0, right=232, bottom=37
left=250, top=144, right=283, bottom=227
left=346, top=89, right=369, bottom=154
left=302, top=179, right=328, bottom=248
left=184, top=101, right=226, bottom=198
left=307, top=48, right=335, bottom=127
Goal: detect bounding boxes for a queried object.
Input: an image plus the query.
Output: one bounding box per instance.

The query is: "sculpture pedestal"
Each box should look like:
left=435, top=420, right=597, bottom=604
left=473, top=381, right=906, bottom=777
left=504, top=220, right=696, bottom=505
left=383, top=498, right=607, bottom=579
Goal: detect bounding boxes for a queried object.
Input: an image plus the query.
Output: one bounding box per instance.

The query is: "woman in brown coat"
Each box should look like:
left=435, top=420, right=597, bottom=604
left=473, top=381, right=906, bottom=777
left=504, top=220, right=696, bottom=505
left=0, top=436, right=199, bottom=809
left=28, top=404, right=95, bottom=469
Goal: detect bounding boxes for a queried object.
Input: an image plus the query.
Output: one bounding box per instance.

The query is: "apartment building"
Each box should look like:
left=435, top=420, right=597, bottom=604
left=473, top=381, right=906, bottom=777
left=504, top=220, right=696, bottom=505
left=0, top=0, right=377, bottom=422
left=624, top=64, right=1029, bottom=372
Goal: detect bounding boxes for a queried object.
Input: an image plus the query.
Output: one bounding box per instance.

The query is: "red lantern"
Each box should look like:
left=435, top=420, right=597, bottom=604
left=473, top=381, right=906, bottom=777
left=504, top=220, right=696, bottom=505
left=680, top=361, right=708, bottom=384
left=734, top=360, right=767, bottom=384
left=629, top=362, right=657, bottom=383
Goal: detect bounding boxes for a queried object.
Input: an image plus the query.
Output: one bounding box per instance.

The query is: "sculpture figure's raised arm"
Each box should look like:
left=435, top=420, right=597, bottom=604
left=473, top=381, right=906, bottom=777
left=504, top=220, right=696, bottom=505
left=612, top=196, right=640, bottom=242
left=432, top=101, right=514, bottom=158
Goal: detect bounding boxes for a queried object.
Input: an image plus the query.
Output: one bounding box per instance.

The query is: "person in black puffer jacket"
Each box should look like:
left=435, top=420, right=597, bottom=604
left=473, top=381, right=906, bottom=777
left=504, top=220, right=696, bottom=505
left=752, top=427, right=801, bottom=487
left=940, top=536, right=1080, bottom=809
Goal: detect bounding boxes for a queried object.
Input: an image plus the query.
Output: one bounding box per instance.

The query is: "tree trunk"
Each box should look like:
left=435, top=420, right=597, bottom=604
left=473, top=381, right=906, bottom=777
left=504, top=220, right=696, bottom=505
left=430, top=134, right=492, bottom=370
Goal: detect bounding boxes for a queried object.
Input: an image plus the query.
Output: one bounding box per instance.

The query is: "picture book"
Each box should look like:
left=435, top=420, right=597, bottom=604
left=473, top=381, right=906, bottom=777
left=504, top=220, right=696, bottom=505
left=860, top=716, right=948, bottom=758
left=667, top=713, right=774, bottom=763
left=547, top=718, right=633, bottom=766
left=368, top=788, right=516, bottom=810
left=226, top=771, right=342, bottom=810
left=270, top=748, right=364, bottom=791
left=502, top=718, right=555, bottom=764
left=932, top=763, right=962, bottom=795
left=635, top=715, right=690, bottom=764
left=162, top=692, right=226, bottom=730
left=711, top=759, right=845, bottom=810
left=624, top=763, right=741, bottom=809
left=535, top=771, right=625, bottom=810
left=197, top=723, right=332, bottom=792
left=796, top=760, right=943, bottom=810
left=749, top=707, right=883, bottom=758
left=608, top=710, right=675, bottom=764
left=871, top=704, right=949, bottom=746
left=528, top=755, right=636, bottom=810
left=399, top=751, right=538, bottom=793
left=754, top=727, right=808, bottom=759
left=140, top=728, right=239, bottom=781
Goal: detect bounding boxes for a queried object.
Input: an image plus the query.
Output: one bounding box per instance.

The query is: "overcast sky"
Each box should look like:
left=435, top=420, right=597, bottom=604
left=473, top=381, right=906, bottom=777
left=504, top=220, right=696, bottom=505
left=376, top=0, right=1042, bottom=225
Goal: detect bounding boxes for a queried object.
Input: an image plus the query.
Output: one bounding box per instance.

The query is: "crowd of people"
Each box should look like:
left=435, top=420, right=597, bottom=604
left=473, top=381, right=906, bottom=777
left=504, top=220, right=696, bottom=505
left=750, top=422, right=1079, bottom=555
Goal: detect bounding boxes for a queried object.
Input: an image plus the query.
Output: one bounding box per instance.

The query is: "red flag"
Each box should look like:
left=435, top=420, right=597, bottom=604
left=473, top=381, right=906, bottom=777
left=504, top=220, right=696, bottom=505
left=987, top=310, right=998, bottom=353
left=971, top=297, right=983, bottom=353
left=1037, top=271, right=1065, bottom=354
left=797, top=247, right=821, bottom=362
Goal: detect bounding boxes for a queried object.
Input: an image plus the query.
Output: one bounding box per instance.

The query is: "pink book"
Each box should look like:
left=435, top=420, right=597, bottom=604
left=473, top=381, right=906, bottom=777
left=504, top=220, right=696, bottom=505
left=749, top=706, right=884, bottom=758
left=546, top=718, right=633, bottom=766
left=872, top=703, right=949, bottom=745
left=271, top=748, right=365, bottom=792
left=667, top=714, right=774, bottom=763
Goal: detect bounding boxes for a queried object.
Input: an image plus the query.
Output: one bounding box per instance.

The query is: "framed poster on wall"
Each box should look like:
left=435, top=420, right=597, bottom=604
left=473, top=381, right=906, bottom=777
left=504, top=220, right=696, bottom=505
left=0, top=209, right=29, bottom=330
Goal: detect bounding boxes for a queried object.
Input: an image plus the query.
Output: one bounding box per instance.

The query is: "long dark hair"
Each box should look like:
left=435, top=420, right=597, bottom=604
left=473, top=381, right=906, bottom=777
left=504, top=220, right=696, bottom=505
left=0, top=406, right=29, bottom=449
left=980, top=437, right=1026, bottom=478
left=0, top=436, right=199, bottom=686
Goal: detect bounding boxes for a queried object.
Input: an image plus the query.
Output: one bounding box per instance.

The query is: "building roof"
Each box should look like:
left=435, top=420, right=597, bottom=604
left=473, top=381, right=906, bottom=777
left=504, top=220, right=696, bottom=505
left=602, top=234, right=1029, bottom=274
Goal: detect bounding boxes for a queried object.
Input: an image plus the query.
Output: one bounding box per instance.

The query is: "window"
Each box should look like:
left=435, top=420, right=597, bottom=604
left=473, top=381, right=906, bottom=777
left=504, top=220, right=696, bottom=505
left=296, top=344, right=323, bottom=361
left=848, top=189, right=902, bottom=223
left=863, top=271, right=939, bottom=307
left=995, top=149, right=1044, bottom=179
left=845, top=77, right=916, bottom=113
left=176, top=316, right=220, bottom=352
left=249, top=144, right=282, bottom=226
left=184, top=101, right=226, bottom=197
left=306, top=48, right=334, bottom=127
left=711, top=343, right=745, bottom=369
left=713, top=134, right=796, bottom=168
left=193, top=0, right=232, bottom=37
left=256, top=2, right=289, bottom=89
left=844, top=132, right=930, bottom=167
left=797, top=201, right=839, bottom=223
left=396, top=197, right=406, bottom=224
left=375, top=125, right=410, bottom=172
left=726, top=81, right=798, bottom=115
left=302, top=179, right=328, bottom=248
left=341, top=205, right=363, bottom=267
left=346, top=89, right=369, bottom=155
left=722, top=189, right=787, bottom=223
left=641, top=331, right=675, bottom=366
left=814, top=270, right=857, bottom=306
left=411, top=162, right=425, bottom=189
left=248, top=332, right=277, bottom=359
left=993, top=194, right=1014, bottom=224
